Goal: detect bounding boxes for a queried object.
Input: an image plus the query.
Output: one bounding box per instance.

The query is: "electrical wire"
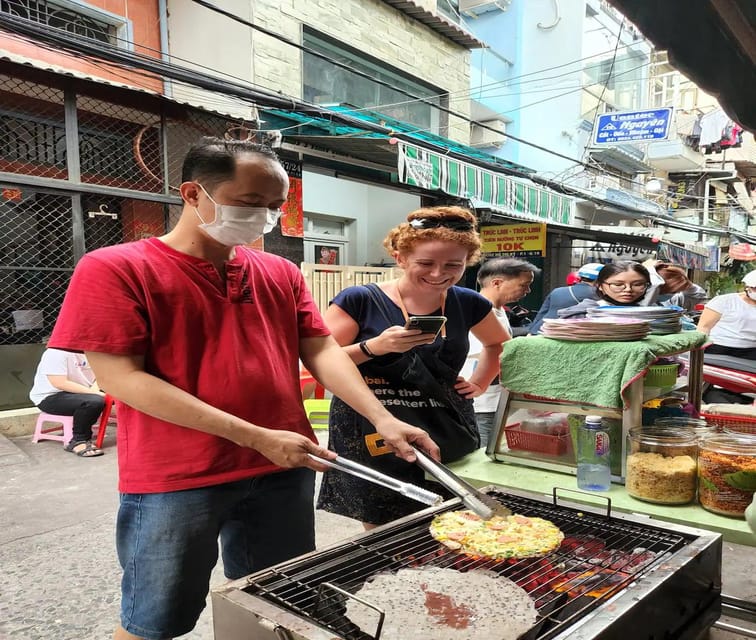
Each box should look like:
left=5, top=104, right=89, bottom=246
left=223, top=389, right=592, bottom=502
left=0, top=18, right=724, bottom=209
left=0, top=5, right=650, bottom=181
left=183, top=1, right=667, bottom=190
left=0, top=8, right=750, bottom=238
left=580, top=17, right=625, bottom=163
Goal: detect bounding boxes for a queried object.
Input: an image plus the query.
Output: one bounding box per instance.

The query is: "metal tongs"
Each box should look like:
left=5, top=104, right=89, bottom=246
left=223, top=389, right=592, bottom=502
left=309, top=454, right=443, bottom=506
left=411, top=446, right=512, bottom=520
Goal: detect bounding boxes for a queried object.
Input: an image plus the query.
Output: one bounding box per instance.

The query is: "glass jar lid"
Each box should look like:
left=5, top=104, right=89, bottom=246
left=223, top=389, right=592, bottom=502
left=699, top=433, right=756, bottom=455
left=654, top=417, right=709, bottom=429
left=629, top=425, right=699, bottom=445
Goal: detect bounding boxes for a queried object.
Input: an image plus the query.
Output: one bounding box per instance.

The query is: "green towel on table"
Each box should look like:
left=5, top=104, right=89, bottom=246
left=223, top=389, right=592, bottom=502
left=499, top=332, right=708, bottom=409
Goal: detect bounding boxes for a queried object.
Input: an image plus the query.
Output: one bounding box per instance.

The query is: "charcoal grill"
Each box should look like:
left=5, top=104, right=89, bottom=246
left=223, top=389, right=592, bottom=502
left=212, top=486, right=722, bottom=640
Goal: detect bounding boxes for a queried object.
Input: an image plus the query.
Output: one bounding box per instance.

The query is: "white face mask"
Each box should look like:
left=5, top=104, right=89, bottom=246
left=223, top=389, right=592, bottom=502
left=747, top=290, right=756, bottom=302
left=193, top=184, right=282, bottom=246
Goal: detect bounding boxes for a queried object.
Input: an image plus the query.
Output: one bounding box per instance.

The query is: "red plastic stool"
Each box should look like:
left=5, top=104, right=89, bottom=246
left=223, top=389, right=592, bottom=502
left=94, top=394, right=115, bottom=449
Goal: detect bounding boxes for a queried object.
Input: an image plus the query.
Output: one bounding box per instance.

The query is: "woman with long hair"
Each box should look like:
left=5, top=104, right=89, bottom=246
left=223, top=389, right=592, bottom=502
left=558, top=261, right=652, bottom=319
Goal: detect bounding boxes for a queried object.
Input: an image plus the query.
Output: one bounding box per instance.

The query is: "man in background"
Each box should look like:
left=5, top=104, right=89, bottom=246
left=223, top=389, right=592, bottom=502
left=462, top=257, right=540, bottom=447
left=528, top=263, right=603, bottom=335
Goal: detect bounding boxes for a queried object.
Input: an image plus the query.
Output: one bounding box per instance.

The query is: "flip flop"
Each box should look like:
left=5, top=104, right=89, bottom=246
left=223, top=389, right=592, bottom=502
left=64, top=440, right=104, bottom=458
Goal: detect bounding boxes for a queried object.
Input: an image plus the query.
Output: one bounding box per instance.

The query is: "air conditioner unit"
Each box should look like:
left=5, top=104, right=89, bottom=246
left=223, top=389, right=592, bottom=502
left=470, top=118, right=506, bottom=148
left=459, top=0, right=510, bottom=18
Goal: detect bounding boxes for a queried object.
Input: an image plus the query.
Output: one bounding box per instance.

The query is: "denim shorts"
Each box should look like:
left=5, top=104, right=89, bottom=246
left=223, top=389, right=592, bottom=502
left=116, top=468, right=315, bottom=639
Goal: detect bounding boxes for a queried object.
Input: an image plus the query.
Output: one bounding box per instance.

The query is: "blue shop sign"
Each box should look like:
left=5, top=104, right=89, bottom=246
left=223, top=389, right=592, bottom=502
left=593, top=107, right=674, bottom=144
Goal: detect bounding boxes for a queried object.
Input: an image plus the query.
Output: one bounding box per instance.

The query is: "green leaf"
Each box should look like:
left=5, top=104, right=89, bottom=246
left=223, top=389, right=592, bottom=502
left=723, top=471, right=756, bottom=492
left=699, top=475, right=718, bottom=492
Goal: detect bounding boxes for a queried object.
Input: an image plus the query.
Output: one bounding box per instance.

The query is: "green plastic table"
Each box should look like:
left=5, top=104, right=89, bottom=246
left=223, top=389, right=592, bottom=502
left=447, top=448, right=755, bottom=546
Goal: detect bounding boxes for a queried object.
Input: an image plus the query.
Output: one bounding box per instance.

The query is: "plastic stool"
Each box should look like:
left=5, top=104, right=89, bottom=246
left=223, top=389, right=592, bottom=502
left=94, top=394, right=115, bottom=449
left=304, top=398, right=331, bottom=429
left=31, top=394, right=114, bottom=448
left=32, top=413, right=75, bottom=445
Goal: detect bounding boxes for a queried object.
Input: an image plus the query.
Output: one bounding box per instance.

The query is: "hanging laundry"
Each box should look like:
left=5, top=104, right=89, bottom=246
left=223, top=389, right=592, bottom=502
left=720, top=123, right=743, bottom=148
left=691, top=114, right=703, bottom=137
left=698, top=109, right=729, bottom=147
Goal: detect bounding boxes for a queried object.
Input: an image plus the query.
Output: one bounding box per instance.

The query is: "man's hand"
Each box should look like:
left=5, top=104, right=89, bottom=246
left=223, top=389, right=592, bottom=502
left=238, top=428, right=338, bottom=472
left=372, top=416, right=440, bottom=462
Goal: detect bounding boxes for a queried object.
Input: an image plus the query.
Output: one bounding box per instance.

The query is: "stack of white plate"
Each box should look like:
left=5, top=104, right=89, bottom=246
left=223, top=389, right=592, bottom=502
left=586, top=306, right=683, bottom=335
left=541, top=316, right=651, bottom=342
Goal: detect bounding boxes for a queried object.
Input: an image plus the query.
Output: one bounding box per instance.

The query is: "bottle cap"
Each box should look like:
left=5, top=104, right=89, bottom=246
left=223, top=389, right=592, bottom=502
left=586, top=415, right=603, bottom=423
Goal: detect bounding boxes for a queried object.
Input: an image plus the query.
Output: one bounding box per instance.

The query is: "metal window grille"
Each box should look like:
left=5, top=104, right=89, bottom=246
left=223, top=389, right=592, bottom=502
left=1, top=0, right=117, bottom=45
left=0, top=74, right=67, bottom=180
left=77, top=94, right=165, bottom=192
left=0, top=186, right=73, bottom=344
left=0, top=69, right=265, bottom=349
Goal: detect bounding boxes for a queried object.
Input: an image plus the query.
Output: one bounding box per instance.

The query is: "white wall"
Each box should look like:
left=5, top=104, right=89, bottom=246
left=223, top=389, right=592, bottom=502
left=303, top=170, right=420, bottom=265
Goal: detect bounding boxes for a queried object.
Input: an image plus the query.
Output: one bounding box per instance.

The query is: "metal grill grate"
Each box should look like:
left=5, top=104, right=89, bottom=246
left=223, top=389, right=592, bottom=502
left=244, top=491, right=691, bottom=640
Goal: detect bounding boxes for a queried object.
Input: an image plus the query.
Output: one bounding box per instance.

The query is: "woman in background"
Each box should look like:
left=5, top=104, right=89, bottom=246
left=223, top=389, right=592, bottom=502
left=29, top=348, right=106, bottom=457
left=558, top=261, right=652, bottom=319
left=697, top=271, right=756, bottom=360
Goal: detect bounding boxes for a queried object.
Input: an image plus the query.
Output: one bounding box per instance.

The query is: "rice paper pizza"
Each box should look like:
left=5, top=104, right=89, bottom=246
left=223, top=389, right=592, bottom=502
left=430, top=509, right=564, bottom=560
left=347, top=567, right=537, bottom=640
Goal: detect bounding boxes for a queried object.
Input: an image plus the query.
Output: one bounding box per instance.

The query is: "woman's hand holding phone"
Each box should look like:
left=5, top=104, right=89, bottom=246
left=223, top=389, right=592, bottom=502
left=371, top=324, right=437, bottom=355
left=404, top=315, right=446, bottom=337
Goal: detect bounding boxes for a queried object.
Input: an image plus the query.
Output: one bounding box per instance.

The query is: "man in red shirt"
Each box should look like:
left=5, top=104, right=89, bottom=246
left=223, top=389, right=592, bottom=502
left=50, top=137, right=438, bottom=640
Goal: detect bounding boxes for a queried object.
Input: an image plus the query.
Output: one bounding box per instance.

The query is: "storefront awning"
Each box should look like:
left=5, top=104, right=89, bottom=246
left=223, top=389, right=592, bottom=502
left=398, top=142, right=575, bottom=225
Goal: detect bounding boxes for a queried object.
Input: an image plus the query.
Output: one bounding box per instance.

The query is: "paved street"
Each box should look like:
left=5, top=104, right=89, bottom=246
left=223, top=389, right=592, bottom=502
left=0, top=428, right=754, bottom=640
left=0, top=430, right=361, bottom=640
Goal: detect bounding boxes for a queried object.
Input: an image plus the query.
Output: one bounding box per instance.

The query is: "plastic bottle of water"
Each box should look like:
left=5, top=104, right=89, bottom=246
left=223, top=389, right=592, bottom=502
left=576, top=415, right=611, bottom=491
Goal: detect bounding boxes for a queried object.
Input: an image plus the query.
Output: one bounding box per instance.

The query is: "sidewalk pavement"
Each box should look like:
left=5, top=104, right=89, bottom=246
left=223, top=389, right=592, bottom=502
left=0, top=430, right=361, bottom=640
left=0, top=429, right=754, bottom=640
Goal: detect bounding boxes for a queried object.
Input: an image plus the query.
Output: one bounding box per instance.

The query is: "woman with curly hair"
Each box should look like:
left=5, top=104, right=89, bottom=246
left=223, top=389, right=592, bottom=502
left=317, top=206, right=508, bottom=527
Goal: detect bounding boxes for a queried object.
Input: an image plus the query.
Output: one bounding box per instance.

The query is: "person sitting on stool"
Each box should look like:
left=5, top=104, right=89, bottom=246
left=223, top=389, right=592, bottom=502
left=29, top=347, right=105, bottom=457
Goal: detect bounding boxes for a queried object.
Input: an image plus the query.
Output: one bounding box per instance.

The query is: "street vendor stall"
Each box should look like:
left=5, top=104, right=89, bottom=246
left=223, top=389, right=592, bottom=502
left=488, top=331, right=708, bottom=481
left=445, top=328, right=755, bottom=547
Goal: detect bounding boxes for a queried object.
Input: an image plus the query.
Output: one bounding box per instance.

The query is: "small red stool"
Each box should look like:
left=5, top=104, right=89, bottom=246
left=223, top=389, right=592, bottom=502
left=299, top=371, right=325, bottom=399
left=94, top=394, right=115, bottom=449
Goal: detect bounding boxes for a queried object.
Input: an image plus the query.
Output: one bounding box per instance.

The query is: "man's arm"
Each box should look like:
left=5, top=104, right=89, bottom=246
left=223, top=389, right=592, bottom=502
left=298, top=335, right=441, bottom=462
left=86, top=351, right=335, bottom=471
left=529, top=293, right=553, bottom=335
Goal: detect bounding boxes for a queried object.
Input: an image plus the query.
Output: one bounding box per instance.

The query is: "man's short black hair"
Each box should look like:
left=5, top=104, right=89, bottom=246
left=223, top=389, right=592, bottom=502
left=477, top=257, right=541, bottom=286
left=181, top=136, right=281, bottom=188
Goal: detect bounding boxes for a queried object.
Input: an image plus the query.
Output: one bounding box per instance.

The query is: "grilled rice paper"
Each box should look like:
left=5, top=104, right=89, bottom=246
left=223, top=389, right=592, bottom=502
left=430, top=509, right=564, bottom=560
left=347, top=567, right=537, bottom=640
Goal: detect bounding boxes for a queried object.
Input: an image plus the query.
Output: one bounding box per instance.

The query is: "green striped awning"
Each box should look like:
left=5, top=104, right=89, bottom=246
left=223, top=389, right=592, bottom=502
left=397, top=142, right=574, bottom=225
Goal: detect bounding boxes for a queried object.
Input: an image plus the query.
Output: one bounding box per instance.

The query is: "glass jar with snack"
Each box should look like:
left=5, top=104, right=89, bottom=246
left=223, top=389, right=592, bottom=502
left=626, top=426, right=698, bottom=505
left=698, top=434, right=756, bottom=518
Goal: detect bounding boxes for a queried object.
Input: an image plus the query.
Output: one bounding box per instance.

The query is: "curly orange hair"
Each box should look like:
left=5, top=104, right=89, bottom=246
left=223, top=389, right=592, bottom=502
left=382, top=206, right=481, bottom=265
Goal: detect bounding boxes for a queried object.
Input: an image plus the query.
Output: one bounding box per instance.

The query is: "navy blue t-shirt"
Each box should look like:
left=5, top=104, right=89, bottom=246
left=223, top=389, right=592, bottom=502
left=331, top=284, right=492, bottom=373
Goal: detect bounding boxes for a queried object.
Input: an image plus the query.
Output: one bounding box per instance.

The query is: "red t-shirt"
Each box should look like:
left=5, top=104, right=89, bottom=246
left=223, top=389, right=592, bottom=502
left=50, top=238, right=330, bottom=493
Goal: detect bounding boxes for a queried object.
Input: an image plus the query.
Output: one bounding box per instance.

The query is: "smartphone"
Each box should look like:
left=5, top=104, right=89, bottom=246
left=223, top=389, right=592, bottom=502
left=405, top=315, right=447, bottom=338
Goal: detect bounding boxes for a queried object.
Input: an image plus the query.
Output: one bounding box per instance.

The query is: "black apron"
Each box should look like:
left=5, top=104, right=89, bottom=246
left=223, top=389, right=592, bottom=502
left=354, top=284, right=479, bottom=475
